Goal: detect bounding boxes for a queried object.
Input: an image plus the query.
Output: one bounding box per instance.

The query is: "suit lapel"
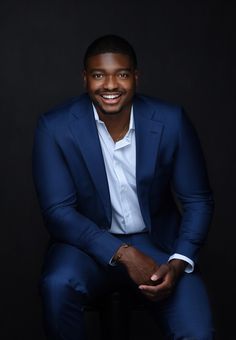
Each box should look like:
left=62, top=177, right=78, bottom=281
left=69, top=96, right=111, bottom=223
left=134, top=96, right=164, bottom=228
left=68, top=94, right=164, bottom=229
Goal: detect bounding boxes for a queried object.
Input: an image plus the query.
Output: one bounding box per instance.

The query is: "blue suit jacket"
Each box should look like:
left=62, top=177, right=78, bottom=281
left=32, top=94, right=214, bottom=267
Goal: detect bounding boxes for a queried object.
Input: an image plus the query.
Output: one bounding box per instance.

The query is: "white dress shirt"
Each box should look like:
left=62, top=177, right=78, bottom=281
left=93, top=105, right=194, bottom=273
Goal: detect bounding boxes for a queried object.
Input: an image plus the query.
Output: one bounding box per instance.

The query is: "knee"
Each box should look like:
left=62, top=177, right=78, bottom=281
left=40, top=273, right=65, bottom=294
left=41, top=270, right=71, bottom=292
left=40, top=273, right=68, bottom=305
left=40, top=271, right=88, bottom=304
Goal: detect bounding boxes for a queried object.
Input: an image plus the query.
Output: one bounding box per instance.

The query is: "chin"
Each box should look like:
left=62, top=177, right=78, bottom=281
left=101, top=108, right=122, bottom=115
left=97, top=104, right=123, bottom=115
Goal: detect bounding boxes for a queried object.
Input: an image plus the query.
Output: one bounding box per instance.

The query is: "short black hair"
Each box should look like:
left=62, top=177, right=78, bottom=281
left=83, top=35, right=137, bottom=69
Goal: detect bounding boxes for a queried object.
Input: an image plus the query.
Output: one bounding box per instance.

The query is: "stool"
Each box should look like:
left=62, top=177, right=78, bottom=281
left=85, top=289, right=148, bottom=340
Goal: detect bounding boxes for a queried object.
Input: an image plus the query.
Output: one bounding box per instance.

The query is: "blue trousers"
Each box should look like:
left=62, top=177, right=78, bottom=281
left=40, top=233, right=215, bottom=339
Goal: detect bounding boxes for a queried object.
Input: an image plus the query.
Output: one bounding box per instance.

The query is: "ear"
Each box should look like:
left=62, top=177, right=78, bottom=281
left=83, top=70, right=87, bottom=88
left=134, top=69, right=139, bottom=87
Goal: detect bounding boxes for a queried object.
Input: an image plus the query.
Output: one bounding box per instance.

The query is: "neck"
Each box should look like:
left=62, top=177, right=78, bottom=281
left=96, top=106, right=132, bottom=141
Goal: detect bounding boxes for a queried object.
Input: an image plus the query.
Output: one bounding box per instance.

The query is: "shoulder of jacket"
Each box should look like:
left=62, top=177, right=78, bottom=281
left=136, top=93, right=184, bottom=122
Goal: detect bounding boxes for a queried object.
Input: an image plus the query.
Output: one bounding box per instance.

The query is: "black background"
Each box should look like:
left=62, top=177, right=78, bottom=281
left=0, top=1, right=235, bottom=339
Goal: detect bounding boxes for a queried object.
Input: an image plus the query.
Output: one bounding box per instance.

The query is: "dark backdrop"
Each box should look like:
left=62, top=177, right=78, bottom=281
left=0, top=1, right=235, bottom=339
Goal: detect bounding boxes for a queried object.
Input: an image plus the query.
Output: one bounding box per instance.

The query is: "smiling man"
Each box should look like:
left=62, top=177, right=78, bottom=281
left=83, top=48, right=138, bottom=143
left=33, top=35, right=215, bottom=339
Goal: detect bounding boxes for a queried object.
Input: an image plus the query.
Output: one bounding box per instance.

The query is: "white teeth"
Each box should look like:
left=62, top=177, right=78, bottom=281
left=102, top=94, right=120, bottom=99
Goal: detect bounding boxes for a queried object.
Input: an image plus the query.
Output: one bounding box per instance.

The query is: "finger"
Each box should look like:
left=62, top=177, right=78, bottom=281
left=150, top=274, right=163, bottom=284
left=150, top=264, right=169, bottom=282
left=139, top=280, right=171, bottom=294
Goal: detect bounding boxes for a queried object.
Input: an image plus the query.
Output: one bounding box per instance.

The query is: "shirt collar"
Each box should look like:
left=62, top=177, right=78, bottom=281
left=92, top=103, right=135, bottom=131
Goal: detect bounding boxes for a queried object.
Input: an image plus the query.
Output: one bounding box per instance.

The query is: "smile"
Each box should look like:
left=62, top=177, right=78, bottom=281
left=99, top=93, right=122, bottom=104
left=101, top=94, right=121, bottom=99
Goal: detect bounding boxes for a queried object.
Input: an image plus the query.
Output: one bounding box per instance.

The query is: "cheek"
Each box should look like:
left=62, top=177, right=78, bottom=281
left=125, top=80, right=136, bottom=91
left=125, top=85, right=136, bottom=95
left=87, top=83, right=99, bottom=93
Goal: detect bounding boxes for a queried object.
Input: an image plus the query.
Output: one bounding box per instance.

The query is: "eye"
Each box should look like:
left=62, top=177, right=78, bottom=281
left=118, top=72, right=129, bottom=79
left=92, top=73, right=104, bottom=79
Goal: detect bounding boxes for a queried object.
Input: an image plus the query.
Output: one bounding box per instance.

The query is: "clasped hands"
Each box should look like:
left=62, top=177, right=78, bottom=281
left=114, top=245, right=186, bottom=302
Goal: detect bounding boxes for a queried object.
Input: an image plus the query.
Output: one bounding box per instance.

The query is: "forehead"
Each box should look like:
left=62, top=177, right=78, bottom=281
left=85, top=53, right=134, bottom=70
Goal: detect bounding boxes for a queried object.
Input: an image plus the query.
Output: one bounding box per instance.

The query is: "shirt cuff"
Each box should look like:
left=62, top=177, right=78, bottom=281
left=168, top=253, right=194, bottom=273
left=109, top=243, right=130, bottom=266
left=109, top=256, right=117, bottom=266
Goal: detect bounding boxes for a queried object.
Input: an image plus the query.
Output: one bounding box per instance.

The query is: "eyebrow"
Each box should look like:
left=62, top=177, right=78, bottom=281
left=89, top=68, right=133, bottom=72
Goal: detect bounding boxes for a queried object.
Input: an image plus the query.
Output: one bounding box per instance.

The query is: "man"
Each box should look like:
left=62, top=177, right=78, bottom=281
left=33, top=35, right=215, bottom=339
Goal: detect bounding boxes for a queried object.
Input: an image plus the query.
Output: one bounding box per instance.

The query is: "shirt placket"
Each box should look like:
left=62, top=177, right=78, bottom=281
left=113, top=139, right=132, bottom=231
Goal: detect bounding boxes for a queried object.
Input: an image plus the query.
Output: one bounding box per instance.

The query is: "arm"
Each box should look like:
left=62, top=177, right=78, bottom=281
left=115, top=110, right=214, bottom=301
left=32, top=116, right=123, bottom=266
left=171, top=109, right=214, bottom=262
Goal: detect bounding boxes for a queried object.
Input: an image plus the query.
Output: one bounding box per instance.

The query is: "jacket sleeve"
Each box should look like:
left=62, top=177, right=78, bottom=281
left=171, top=109, right=214, bottom=262
left=32, top=116, right=123, bottom=266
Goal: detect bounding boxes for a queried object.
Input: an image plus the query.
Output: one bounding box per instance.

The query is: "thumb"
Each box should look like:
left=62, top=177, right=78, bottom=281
left=151, top=264, right=169, bottom=282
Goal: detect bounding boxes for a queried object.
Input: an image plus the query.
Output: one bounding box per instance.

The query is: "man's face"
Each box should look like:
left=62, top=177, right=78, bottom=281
left=84, top=53, right=138, bottom=116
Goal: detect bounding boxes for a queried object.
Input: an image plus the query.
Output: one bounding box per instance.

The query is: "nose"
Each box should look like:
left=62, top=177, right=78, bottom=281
left=103, top=75, right=118, bottom=90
